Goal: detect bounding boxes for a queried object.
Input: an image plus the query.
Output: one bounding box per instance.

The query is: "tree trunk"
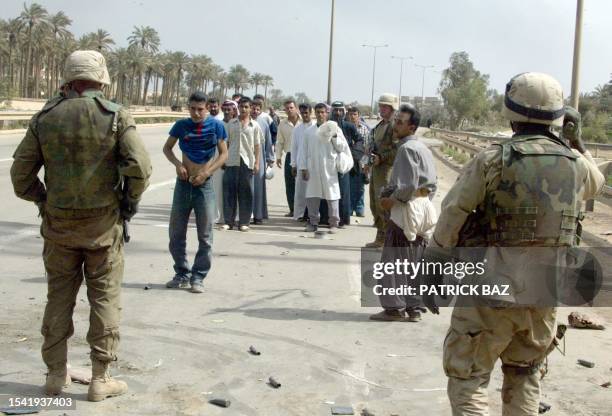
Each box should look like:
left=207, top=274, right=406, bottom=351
left=153, top=74, right=159, bottom=107
left=175, top=67, right=182, bottom=105
left=25, top=26, right=33, bottom=97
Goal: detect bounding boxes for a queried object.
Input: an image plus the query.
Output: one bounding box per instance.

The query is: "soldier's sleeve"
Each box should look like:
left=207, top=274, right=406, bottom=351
left=433, top=148, right=501, bottom=247
left=117, top=109, right=152, bottom=202
left=378, top=126, right=397, bottom=165
left=573, top=149, right=605, bottom=200
left=10, top=118, right=46, bottom=203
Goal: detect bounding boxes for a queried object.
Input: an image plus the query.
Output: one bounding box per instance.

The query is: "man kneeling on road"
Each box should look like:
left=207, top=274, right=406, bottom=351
left=163, top=91, right=228, bottom=293
left=369, top=104, right=437, bottom=322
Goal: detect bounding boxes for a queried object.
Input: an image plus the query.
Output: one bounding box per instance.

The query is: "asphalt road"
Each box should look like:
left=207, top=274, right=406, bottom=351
left=1, top=125, right=611, bottom=415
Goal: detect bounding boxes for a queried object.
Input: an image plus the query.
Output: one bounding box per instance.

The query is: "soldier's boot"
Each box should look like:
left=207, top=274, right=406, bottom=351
left=365, top=230, right=385, bottom=248
left=45, top=367, right=71, bottom=395
left=501, top=367, right=540, bottom=416
left=87, top=359, right=128, bottom=402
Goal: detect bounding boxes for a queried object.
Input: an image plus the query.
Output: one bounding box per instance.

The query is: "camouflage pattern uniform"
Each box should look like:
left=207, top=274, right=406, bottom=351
left=369, top=119, right=398, bottom=243
left=11, top=88, right=151, bottom=393
left=432, top=73, right=604, bottom=415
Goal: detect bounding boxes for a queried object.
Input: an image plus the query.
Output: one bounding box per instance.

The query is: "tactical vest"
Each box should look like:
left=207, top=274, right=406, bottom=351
left=484, top=134, right=583, bottom=247
left=35, top=90, right=123, bottom=209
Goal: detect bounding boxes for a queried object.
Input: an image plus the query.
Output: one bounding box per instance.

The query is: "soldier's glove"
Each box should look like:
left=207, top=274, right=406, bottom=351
left=562, top=106, right=585, bottom=153
left=120, top=199, right=139, bottom=221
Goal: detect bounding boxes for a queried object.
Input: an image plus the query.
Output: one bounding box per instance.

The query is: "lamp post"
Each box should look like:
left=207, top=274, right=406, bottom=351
left=570, top=0, right=584, bottom=109
left=390, top=55, right=413, bottom=105
left=326, top=0, right=336, bottom=104
left=415, top=63, right=434, bottom=110
left=362, top=43, right=388, bottom=116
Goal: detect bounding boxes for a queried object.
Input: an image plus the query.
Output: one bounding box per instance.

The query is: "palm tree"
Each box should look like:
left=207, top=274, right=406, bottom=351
left=262, top=75, right=274, bottom=103
left=187, top=54, right=212, bottom=93
left=126, top=47, right=146, bottom=104
left=250, top=72, right=265, bottom=95
left=171, top=51, right=189, bottom=106
left=18, top=2, right=49, bottom=97
left=5, top=18, right=21, bottom=92
left=108, top=47, right=131, bottom=103
left=227, top=64, right=250, bottom=94
left=47, top=11, right=72, bottom=93
left=90, top=29, right=114, bottom=52
left=128, top=26, right=160, bottom=105
left=128, top=25, right=160, bottom=53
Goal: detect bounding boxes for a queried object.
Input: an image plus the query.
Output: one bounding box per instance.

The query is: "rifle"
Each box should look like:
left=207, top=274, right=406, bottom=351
left=120, top=177, right=131, bottom=243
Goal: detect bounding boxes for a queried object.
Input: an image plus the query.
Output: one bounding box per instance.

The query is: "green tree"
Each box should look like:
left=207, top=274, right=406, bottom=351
left=294, top=92, right=310, bottom=104
left=81, top=29, right=114, bottom=52
left=128, top=26, right=160, bottom=104
left=262, top=75, right=273, bottom=102
left=268, top=88, right=285, bottom=108
left=47, top=11, right=72, bottom=93
left=250, top=72, right=265, bottom=95
left=439, top=51, right=490, bottom=130
left=227, top=64, right=250, bottom=94
left=128, top=25, right=159, bottom=53
left=18, top=2, right=49, bottom=97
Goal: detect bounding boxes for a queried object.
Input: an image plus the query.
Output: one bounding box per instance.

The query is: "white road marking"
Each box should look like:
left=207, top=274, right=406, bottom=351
left=145, top=179, right=175, bottom=192
left=0, top=158, right=13, bottom=162
left=0, top=178, right=175, bottom=248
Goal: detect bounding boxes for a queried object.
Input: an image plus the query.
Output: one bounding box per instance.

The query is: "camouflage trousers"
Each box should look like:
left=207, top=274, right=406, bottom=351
left=368, top=165, right=392, bottom=242
left=444, top=306, right=556, bottom=416
left=40, top=205, right=124, bottom=371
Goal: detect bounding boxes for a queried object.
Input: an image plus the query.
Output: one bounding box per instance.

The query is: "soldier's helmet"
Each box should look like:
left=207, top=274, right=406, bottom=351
left=378, top=93, right=399, bottom=111
left=63, top=50, right=111, bottom=85
left=502, top=72, right=564, bottom=127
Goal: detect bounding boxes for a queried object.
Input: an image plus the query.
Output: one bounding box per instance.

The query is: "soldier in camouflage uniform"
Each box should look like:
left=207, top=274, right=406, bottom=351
left=10, top=50, right=152, bottom=401
left=427, top=73, right=604, bottom=415
left=365, top=93, right=399, bottom=248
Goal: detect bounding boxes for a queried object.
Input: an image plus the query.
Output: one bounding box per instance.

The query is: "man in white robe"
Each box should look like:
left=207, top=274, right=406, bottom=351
left=291, top=103, right=315, bottom=220
left=298, top=103, right=351, bottom=234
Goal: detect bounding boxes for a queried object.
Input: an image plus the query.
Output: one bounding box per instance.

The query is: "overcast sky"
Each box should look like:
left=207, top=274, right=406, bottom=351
left=3, top=0, right=611, bottom=104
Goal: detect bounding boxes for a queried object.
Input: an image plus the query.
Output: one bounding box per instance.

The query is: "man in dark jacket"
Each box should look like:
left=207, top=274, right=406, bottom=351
left=330, top=101, right=365, bottom=226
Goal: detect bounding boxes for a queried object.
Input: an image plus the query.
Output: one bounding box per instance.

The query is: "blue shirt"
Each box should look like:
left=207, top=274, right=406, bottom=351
left=169, top=117, right=227, bottom=164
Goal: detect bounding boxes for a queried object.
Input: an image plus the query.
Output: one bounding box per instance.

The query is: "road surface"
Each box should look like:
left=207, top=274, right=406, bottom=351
left=0, top=125, right=610, bottom=415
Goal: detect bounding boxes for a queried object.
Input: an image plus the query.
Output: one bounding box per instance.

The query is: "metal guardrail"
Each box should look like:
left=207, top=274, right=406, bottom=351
left=0, top=111, right=188, bottom=121
left=430, top=128, right=612, bottom=209
left=430, top=127, right=612, bottom=156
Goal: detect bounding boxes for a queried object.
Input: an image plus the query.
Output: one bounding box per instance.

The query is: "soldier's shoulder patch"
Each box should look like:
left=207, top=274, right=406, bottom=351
left=94, top=96, right=122, bottom=114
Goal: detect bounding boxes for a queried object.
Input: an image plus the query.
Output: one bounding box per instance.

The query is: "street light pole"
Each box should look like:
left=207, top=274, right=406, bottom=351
left=362, top=43, right=388, bottom=116
left=570, top=0, right=584, bottom=109
left=415, top=63, right=434, bottom=110
left=326, top=0, right=335, bottom=104
left=391, top=55, right=413, bottom=105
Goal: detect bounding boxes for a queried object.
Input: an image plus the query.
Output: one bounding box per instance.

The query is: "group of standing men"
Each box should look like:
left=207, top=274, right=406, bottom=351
left=9, top=47, right=607, bottom=416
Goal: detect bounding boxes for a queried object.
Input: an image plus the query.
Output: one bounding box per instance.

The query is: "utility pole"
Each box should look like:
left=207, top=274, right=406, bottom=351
left=570, top=0, right=584, bottom=109
left=326, top=0, right=335, bottom=104
left=415, top=63, right=434, bottom=110
left=391, top=55, right=413, bottom=105
left=362, top=43, right=388, bottom=116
